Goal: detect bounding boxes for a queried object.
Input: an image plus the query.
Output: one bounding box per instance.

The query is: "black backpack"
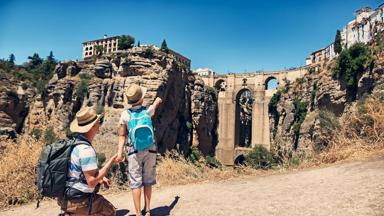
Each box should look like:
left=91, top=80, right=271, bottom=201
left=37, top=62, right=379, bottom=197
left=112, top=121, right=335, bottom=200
left=36, top=138, right=90, bottom=199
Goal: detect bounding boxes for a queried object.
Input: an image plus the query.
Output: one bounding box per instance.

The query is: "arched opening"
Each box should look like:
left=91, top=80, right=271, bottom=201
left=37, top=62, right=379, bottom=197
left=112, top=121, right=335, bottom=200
left=235, top=89, right=253, bottom=148
left=214, top=79, right=226, bottom=92
left=234, top=154, right=246, bottom=165
left=265, top=77, right=278, bottom=90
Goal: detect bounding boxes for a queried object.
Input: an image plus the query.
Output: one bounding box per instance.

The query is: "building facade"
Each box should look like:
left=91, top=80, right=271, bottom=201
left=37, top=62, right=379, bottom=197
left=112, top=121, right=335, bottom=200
left=306, top=4, right=384, bottom=66
left=82, top=35, right=191, bottom=68
left=82, top=35, right=119, bottom=58
left=194, top=68, right=216, bottom=76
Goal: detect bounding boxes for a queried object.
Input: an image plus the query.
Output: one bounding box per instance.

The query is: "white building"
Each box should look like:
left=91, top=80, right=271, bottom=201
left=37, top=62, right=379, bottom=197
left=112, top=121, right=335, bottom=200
left=306, top=4, right=384, bottom=65
left=194, top=68, right=216, bottom=76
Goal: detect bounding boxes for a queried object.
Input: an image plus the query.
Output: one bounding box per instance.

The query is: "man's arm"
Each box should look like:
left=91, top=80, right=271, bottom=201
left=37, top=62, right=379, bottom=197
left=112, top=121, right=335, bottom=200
left=116, top=124, right=127, bottom=162
left=83, top=154, right=117, bottom=188
left=147, top=97, right=162, bottom=117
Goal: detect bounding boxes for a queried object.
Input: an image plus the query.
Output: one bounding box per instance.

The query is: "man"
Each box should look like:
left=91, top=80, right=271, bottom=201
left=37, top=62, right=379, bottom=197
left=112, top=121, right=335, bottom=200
left=58, top=106, right=117, bottom=216
left=116, top=84, right=162, bottom=216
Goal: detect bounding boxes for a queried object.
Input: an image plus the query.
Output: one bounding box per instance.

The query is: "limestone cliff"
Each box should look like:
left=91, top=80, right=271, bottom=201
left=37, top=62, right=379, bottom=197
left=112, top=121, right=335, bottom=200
left=270, top=41, right=384, bottom=162
left=2, top=46, right=219, bottom=157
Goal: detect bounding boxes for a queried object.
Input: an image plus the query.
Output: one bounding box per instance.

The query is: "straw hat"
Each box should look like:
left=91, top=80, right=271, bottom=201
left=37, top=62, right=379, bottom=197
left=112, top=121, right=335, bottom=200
left=70, top=107, right=103, bottom=133
left=125, top=84, right=147, bottom=105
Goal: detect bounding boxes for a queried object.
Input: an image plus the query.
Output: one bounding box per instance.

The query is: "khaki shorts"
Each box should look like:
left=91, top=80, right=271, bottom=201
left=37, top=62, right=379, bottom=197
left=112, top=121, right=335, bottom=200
left=126, top=144, right=157, bottom=189
left=58, top=194, right=116, bottom=216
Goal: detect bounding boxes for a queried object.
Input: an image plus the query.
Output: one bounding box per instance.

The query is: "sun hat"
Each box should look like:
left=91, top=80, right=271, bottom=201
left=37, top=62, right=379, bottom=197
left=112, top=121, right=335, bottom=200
left=125, top=84, right=147, bottom=105
left=70, top=106, right=103, bottom=133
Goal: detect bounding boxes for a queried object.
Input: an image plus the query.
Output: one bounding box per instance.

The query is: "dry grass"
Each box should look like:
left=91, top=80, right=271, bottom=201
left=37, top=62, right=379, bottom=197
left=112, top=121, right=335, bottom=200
left=312, top=94, right=384, bottom=165
left=156, top=153, right=258, bottom=188
left=0, top=137, right=42, bottom=208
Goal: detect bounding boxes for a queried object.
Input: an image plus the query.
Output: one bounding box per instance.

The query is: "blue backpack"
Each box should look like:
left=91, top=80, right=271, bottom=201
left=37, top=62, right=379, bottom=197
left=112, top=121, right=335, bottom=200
left=127, top=107, right=155, bottom=150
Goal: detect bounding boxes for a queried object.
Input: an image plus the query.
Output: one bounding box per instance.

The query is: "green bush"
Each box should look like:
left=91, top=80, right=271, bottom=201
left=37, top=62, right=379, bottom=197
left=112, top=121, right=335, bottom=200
left=205, top=155, right=221, bottom=168
left=310, top=81, right=318, bottom=111
left=44, top=127, right=58, bottom=144
left=292, top=98, right=308, bottom=137
left=268, top=90, right=281, bottom=113
left=332, top=43, right=373, bottom=100
left=76, top=74, right=91, bottom=99
left=144, top=48, right=154, bottom=59
left=21, top=83, right=28, bottom=90
left=188, top=146, right=202, bottom=164
left=205, top=85, right=218, bottom=95
left=30, top=128, right=42, bottom=140
left=318, top=109, right=340, bottom=133
left=245, top=145, right=275, bottom=169
left=118, top=35, right=135, bottom=50
left=296, top=77, right=305, bottom=84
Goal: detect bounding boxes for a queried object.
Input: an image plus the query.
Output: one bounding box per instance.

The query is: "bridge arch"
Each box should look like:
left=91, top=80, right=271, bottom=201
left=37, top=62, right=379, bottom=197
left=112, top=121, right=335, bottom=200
left=265, top=76, right=279, bottom=90
left=214, top=79, right=227, bottom=91
left=235, top=88, right=253, bottom=148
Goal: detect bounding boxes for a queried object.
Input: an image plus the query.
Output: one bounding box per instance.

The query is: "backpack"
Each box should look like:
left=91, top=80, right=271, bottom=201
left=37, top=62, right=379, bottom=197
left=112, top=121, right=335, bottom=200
left=36, top=138, right=90, bottom=199
left=127, top=107, right=155, bottom=151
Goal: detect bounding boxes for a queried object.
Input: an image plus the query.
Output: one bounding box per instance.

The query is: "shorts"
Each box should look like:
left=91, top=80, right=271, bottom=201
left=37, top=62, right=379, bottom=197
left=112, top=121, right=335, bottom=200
left=57, top=194, right=116, bottom=216
left=127, top=144, right=157, bottom=189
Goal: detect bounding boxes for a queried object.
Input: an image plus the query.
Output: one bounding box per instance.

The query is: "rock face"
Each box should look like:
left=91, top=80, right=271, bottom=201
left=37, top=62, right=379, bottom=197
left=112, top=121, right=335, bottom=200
left=20, top=47, right=218, bottom=156
left=270, top=56, right=384, bottom=162
left=190, top=76, right=218, bottom=155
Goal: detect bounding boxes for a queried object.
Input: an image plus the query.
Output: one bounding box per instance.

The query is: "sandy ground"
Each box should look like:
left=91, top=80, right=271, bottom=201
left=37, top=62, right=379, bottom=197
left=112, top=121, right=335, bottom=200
left=2, top=158, right=384, bottom=216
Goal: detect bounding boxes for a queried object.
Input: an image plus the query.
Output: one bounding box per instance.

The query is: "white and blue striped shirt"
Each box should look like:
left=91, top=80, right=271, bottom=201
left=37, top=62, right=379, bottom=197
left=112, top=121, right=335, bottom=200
left=68, top=135, right=98, bottom=193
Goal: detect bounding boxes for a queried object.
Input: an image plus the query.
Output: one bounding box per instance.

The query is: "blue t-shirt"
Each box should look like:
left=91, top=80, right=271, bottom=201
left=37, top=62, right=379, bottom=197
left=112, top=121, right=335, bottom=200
left=68, top=135, right=98, bottom=193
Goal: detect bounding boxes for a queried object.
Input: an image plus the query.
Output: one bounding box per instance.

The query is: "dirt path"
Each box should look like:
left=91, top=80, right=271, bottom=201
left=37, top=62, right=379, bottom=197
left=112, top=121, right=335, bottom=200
left=2, top=158, right=384, bottom=216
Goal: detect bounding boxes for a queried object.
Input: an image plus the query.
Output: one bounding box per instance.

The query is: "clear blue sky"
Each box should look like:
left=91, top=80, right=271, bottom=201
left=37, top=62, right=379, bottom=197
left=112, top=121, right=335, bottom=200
left=0, top=0, right=381, bottom=73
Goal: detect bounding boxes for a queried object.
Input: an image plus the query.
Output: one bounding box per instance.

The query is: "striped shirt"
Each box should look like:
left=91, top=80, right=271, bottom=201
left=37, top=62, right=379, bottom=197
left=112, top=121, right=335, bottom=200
left=68, top=135, right=98, bottom=193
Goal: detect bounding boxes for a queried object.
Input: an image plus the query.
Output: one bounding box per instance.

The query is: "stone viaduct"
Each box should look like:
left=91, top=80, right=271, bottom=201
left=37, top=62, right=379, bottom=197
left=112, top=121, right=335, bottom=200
left=201, top=67, right=308, bottom=165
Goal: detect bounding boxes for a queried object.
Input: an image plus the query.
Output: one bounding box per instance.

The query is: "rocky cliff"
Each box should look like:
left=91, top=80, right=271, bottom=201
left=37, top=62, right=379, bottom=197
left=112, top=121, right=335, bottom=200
left=1, top=46, right=218, bottom=157
left=269, top=40, right=384, bottom=162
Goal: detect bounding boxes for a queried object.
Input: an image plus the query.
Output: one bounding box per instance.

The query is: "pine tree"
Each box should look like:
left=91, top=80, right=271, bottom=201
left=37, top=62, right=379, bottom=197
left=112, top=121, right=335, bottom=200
left=334, top=30, right=342, bottom=54
left=160, top=39, right=169, bottom=53
left=8, top=54, right=15, bottom=65
left=137, top=40, right=141, bottom=47
left=47, top=51, right=55, bottom=62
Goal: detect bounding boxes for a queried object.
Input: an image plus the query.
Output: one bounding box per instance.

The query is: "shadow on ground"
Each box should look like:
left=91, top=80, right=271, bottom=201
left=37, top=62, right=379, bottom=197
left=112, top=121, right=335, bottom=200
left=128, top=196, right=180, bottom=216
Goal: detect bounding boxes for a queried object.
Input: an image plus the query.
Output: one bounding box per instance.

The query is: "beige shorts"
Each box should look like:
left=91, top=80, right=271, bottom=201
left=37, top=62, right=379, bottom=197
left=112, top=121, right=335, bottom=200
left=126, top=144, right=157, bottom=189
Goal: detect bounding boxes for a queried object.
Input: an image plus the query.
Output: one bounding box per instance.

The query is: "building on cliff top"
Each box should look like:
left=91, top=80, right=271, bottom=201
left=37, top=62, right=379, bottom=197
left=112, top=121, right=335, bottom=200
left=194, top=68, right=216, bottom=76
left=306, top=4, right=384, bottom=66
left=82, top=35, right=191, bottom=68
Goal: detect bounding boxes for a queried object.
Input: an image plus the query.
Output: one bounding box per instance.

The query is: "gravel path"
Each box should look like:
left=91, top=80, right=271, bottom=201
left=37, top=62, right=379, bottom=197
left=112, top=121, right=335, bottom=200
left=2, top=158, right=384, bottom=216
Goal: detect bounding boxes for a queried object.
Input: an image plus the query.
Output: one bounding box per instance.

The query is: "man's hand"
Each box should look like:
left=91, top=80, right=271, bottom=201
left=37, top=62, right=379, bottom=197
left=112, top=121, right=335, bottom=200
left=100, top=177, right=111, bottom=189
left=115, top=154, right=125, bottom=163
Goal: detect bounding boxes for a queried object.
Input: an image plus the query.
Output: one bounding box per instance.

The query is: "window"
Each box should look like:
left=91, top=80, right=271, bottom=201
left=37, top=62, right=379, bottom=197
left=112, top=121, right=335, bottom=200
left=85, top=47, right=88, bottom=51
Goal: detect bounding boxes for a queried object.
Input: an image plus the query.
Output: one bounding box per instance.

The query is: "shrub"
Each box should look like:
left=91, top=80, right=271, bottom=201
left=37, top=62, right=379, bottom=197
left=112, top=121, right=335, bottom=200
left=205, top=85, right=218, bottom=95
left=318, top=109, right=340, bottom=133
left=310, top=81, right=318, bottom=111
left=21, top=83, right=28, bottom=90
left=118, top=35, right=135, bottom=50
left=44, top=127, right=58, bottom=144
left=245, top=145, right=275, bottom=169
left=268, top=90, right=281, bottom=113
left=187, top=146, right=202, bottom=164
left=332, top=43, right=373, bottom=100
left=205, top=155, right=221, bottom=168
left=76, top=74, right=91, bottom=99
left=296, top=77, right=305, bottom=84
left=30, top=128, right=42, bottom=140
left=144, top=48, right=154, bottom=59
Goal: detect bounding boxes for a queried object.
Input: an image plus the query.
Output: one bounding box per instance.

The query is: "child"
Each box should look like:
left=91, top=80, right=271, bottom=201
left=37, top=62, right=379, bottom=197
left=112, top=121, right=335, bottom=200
left=116, top=84, right=162, bottom=216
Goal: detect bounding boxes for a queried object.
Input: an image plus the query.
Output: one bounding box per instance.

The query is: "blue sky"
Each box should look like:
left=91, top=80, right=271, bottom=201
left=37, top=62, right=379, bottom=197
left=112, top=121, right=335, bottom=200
left=0, top=0, right=381, bottom=73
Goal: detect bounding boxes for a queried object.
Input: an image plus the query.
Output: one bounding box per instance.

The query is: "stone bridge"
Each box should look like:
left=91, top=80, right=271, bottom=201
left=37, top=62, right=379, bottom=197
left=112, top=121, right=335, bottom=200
left=201, top=67, right=308, bottom=165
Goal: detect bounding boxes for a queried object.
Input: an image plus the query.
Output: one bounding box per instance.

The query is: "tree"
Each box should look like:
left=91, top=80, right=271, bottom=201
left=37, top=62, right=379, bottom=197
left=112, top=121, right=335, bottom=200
left=137, top=40, right=141, bottom=47
left=334, top=30, right=342, bottom=54
left=47, top=51, right=55, bottom=62
left=118, top=35, right=135, bottom=50
left=28, top=53, right=43, bottom=66
left=160, top=39, right=169, bottom=53
left=94, top=45, right=104, bottom=56
left=8, top=54, right=15, bottom=65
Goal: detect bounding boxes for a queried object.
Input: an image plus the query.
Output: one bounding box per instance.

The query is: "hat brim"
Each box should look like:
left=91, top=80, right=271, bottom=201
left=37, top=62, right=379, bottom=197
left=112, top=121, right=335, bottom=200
left=69, top=114, right=102, bottom=133
left=126, top=86, right=147, bottom=105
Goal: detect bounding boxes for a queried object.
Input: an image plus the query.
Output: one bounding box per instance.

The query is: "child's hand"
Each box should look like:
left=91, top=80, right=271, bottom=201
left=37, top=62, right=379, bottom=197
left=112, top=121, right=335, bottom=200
left=155, top=97, right=162, bottom=105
